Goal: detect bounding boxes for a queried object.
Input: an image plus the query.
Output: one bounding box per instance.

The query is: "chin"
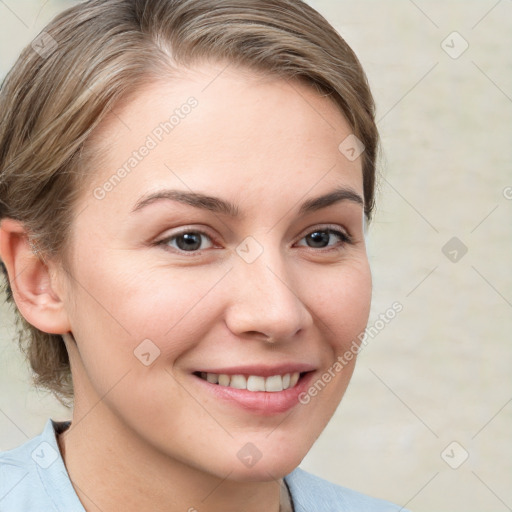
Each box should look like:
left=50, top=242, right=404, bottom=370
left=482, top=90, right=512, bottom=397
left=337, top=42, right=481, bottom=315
left=221, top=457, right=302, bottom=483
left=216, top=431, right=316, bottom=482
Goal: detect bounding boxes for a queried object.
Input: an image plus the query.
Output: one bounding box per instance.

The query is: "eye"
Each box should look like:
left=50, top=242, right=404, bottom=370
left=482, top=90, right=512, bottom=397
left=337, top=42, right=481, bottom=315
left=295, top=226, right=352, bottom=250
left=157, top=229, right=215, bottom=253
left=155, top=225, right=352, bottom=255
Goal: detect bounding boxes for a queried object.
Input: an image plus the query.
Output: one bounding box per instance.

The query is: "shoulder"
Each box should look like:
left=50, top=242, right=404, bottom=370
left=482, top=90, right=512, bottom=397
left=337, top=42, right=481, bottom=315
left=0, top=428, right=46, bottom=509
left=284, top=467, right=411, bottom=512
left=0, top=419, right=83, bottom=511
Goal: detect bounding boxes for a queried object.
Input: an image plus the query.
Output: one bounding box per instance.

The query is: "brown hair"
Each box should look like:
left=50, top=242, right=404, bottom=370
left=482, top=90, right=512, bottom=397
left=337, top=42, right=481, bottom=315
left=0, top=0, right=379, bottom=403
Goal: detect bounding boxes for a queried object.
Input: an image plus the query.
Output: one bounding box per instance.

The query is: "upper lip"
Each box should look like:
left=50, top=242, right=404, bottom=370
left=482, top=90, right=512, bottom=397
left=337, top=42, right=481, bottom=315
left=193, top=363, right=316, bottom=377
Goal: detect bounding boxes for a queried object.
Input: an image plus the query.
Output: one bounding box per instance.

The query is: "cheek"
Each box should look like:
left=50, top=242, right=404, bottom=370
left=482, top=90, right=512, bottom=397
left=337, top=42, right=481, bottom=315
left=310, top=257, right=372, bottom=348
left=67, top=249, right=371, bottom=383
left=305, top=258, right=372, bottom=402
left=65, top=256, right=223, bottom=380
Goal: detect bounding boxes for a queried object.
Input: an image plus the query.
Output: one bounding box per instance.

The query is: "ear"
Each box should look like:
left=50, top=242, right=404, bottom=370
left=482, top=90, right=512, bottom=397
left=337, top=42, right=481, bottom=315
left=0, top=218, right=72, bottom=335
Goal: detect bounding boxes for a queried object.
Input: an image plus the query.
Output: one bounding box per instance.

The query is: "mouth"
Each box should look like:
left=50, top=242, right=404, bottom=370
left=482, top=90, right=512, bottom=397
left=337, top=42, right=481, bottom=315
left=193, top=371, right=304, bottom=392
left=191, top=366, right=316, bottom=415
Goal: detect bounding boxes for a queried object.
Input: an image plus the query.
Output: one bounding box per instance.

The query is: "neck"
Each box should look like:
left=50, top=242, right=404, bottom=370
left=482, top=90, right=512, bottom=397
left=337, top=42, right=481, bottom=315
left=58, top=401, right=284, bottom=512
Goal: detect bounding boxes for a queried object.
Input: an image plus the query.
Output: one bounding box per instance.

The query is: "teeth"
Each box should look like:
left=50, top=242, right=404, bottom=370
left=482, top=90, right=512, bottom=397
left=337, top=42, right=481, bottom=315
left=247, top=375, right=266, bottom=392
left=206, top=373, right=219, bottom=384
left=199, top=371, right=301, bottom=392
left=230, top=374, right=247, bottom=389
left=265, top=375, right=283, bottom=392
left=289, top=372, right=300, bottom=387
left=218, top=374, right=230, bottom=386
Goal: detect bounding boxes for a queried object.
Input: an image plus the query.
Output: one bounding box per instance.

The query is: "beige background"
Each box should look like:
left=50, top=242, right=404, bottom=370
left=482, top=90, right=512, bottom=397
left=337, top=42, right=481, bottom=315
left=1, top=1, right=511, bottom=511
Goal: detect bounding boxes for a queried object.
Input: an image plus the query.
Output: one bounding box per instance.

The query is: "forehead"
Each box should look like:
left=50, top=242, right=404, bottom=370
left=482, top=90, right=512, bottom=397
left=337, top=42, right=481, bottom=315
left=79, top=62, right=363, bottom=216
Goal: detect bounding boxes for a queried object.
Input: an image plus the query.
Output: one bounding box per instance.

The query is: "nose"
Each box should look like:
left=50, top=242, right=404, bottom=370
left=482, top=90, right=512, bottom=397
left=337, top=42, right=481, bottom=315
left=224, top=244, right=313, bottom=343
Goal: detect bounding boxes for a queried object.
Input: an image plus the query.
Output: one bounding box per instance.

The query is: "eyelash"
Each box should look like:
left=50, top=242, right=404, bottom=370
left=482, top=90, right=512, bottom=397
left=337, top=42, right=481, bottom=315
left=155, top=225, right=353, bottom=255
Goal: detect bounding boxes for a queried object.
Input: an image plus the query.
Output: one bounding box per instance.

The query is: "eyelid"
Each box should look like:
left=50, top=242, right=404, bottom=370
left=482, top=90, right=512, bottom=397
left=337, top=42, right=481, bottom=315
left=294, top=224, right=352, bottom=245
left=155, top=225, right=215, bottom=242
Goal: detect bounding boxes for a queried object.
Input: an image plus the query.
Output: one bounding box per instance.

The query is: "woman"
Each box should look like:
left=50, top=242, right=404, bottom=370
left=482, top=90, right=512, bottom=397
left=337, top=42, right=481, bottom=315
left=0, top=0, right=411, bottom=510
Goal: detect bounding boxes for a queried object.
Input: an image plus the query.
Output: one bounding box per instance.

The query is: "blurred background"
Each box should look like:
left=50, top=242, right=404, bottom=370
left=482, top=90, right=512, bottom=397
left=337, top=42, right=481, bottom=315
left=1, top=1, right=511, bottom=511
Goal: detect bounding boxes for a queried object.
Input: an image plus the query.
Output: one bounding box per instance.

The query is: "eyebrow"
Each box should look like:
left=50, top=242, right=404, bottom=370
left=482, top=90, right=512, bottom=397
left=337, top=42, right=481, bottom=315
left=131, top=186, right=364, bottom=217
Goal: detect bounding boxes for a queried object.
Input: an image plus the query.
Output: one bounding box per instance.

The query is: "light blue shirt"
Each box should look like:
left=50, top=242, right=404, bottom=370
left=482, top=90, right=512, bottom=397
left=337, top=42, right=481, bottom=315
left=0, top=419, right=411, bottom=511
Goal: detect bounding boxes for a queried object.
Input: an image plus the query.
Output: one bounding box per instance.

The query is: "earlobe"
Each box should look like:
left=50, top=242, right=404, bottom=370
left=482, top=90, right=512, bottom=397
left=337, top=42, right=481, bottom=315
left=0, top=218, right=72, bottom=335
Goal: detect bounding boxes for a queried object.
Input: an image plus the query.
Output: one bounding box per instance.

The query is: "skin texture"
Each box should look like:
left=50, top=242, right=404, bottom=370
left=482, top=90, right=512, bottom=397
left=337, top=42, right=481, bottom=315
left=0, top=61, right=372, bottom=512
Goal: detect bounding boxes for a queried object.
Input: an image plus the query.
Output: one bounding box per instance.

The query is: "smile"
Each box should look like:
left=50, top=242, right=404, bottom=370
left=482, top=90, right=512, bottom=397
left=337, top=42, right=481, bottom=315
left=191, top=364, right=316, bottom=414
left=196, top=372, right=301, bottom=392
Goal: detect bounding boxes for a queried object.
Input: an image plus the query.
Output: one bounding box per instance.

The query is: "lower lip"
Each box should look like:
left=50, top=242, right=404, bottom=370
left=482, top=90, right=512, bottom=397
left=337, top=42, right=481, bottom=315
left=192, top=372, right=315, bottom=415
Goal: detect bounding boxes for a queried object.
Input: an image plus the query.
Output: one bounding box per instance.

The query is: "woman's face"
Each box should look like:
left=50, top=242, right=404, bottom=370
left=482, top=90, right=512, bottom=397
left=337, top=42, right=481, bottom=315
left=58, top=61, right=372, bottom=480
